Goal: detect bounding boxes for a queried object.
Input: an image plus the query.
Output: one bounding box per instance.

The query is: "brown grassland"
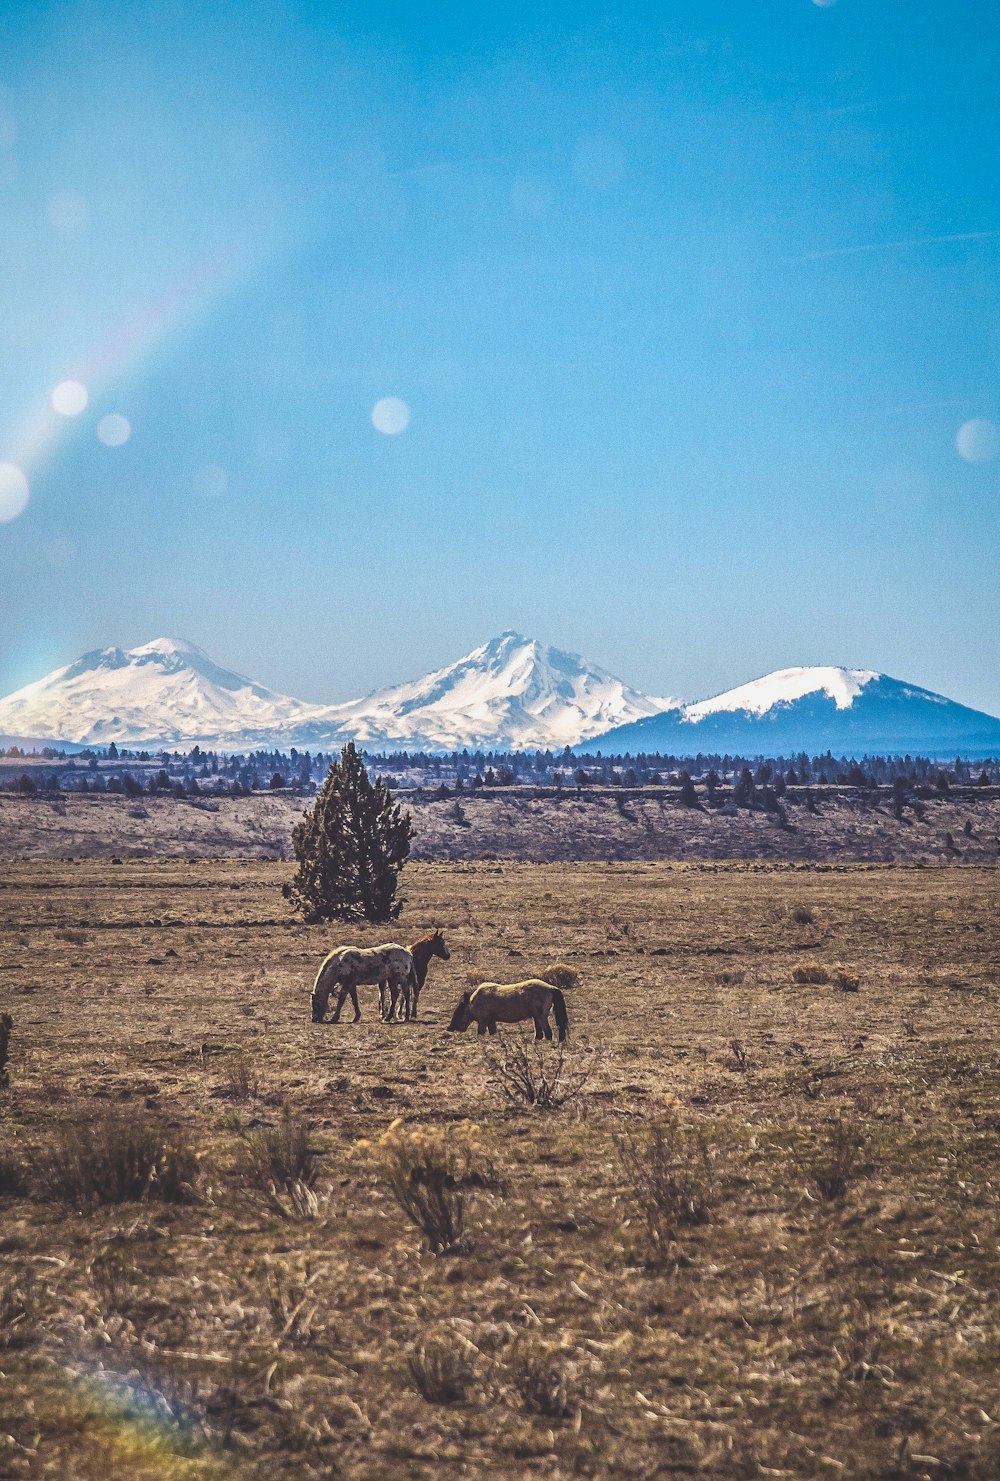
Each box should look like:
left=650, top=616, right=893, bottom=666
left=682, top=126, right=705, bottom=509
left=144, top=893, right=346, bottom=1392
left=2, top=854, right=1000, bottom=1478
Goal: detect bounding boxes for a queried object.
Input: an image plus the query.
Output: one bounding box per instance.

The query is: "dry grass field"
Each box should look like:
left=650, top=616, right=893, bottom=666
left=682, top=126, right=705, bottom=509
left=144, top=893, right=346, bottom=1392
left=2, top=857, right=1000, bottom=1478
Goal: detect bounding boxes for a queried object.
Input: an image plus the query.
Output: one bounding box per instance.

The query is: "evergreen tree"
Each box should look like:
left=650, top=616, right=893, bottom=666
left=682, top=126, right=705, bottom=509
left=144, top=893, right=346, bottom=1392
left=283, top=742, right=414, bottom=923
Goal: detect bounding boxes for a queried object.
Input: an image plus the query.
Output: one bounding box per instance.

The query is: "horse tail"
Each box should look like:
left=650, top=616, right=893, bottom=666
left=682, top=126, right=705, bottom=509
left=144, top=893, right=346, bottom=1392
left=448, top=992, right=471, bottom=1032
left=551, top=988, right=569, bottom=1042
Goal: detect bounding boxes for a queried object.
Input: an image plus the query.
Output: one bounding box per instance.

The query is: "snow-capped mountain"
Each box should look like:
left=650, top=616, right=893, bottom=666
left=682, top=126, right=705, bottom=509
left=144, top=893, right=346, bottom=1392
left=0, top=639, right=317, bottom=749
left=295, top=632, right=673, bottom=753
left=578, top=667, right=1000, bottom=760
left=0, top=632, right=669, bottom=752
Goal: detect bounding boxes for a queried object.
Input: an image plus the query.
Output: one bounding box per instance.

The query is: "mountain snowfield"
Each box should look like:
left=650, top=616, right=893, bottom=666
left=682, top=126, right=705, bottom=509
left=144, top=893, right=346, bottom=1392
left=0, top=633, right=669, bottom=753
left=1, top=636, right=999, bottom=756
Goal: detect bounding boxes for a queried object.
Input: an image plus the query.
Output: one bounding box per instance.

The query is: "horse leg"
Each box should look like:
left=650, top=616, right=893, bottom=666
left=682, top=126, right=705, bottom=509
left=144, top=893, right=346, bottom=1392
left=331, top=982, right=347, bottom=1023
left=349, top=985, right=361, bottom=1023
left=542, top=1009, right=553, bottom=1041
left=533, top=1010, right=545, bottom=1041
left=487, top=1020, right=498, bottom=1036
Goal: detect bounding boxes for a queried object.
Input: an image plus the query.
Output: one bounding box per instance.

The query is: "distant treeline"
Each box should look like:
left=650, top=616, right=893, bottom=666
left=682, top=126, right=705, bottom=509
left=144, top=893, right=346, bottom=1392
left=2, top=740, right=999, bottom=800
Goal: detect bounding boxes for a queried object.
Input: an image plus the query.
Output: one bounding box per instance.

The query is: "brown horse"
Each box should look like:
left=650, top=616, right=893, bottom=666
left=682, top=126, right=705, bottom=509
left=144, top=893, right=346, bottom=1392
left=447, top=980, right=569, bottom=1042
left=388, top=928, right=451, bottom=1021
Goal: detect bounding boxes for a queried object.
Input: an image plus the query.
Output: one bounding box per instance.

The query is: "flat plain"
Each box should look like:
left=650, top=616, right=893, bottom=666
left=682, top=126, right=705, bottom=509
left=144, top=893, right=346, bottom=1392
left=2, top=857, right=1000, bottom=1478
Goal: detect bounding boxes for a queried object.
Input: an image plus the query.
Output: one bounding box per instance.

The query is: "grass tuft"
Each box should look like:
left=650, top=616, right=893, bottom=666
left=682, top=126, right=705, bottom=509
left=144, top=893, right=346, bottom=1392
left=32, top=1111, right=200, bottom=1205
left=407, top=1333, right=476, bottom=1403
left=615, top=1116, right=718, bottom=1259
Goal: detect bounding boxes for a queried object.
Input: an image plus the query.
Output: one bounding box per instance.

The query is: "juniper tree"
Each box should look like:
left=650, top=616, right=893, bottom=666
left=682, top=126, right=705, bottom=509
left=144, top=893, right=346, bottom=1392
left=283, top=742, right=414, bottom=923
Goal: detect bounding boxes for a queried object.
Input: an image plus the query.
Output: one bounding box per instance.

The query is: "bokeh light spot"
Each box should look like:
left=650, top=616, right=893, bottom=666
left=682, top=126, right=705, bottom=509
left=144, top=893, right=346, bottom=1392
left=956, top=419, right=999, bottom=464
left=97, top=413, right=131, bottom=447
left=571, top=138, right=626, bottom=190
left=0, top=462, right=29, bottom=522
left=193, top=463, right=228, bottom=497
left=47, top=190, right=88, bottom=233
left=52, top=380, right=88, bottom=416
left=371, top=397, right=411, bottom=435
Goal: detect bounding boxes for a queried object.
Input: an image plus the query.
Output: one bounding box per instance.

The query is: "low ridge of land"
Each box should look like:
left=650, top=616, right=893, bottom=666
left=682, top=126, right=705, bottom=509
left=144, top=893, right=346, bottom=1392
left=2, top=786, right=999, bottom=864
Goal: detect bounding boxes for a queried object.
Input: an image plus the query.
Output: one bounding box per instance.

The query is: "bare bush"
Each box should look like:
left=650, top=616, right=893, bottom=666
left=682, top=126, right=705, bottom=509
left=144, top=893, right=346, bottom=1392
left=222, top=1052, right=261, bottom=1102
left=540, top=962, right=581, bottom=991
left=484, top=1035, right=597, bottom=1110
left=834, top=966, right=861, bottom=992
left=33, top=1112, right=200, bottom=1205
left=615, top=1116, right=718, bottom=1259
left=407, top=1332, right=476, bottom=1403
left=805, top=1118, right=864, bottom=1202
left=365, top=1119, right=484, bottom=1253
left=239, top=1106, right=316, bottom=1192
left=0, top=1012, right=12, bottom=1089
left=792, top=962, right=831, bottom=985
left=0, top=1272, right=37, bottom=1350
left=509, top=1340, right=585, bottom=1419
left=791, top=905, right=815, bottom=925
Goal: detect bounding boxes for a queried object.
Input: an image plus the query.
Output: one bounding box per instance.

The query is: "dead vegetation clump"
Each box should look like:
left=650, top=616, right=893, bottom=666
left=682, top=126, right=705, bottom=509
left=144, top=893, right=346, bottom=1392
left=792, top=962, right=831, bottom=985
left=32, top=1111, right=200, bottom=1205
left=0, top=1272, right=37, bottom=1350
left=365, top=1118, right=485, bottom=1254
left=221, top=1050, right=261, bottom=1101
left=0, top=1011, right=12, bottom=1089
left=540, top=961, right=581, bottom=991
left=509, top=1339, right=586, bottom=1420
left=238, top=1105, right=316, bottom=1192
left=615, top=1116, right=718, bottom=1259
left=407, top=1331, right=477, bottom=1403
left=484, top=1034, right=597, bottom=1110
left=803, top=1118, right=864, bottom=1202
left=791, top=905, right=815, bottom=925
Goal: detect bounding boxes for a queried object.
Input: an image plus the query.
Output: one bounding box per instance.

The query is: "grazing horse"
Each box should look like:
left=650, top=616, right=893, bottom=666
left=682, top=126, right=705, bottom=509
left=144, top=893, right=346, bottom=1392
left=385, top=929, right=451, bottom=1021
left=310, top=944, right=416, bottom=1024
left=447, top=980, right=569, bottom=1042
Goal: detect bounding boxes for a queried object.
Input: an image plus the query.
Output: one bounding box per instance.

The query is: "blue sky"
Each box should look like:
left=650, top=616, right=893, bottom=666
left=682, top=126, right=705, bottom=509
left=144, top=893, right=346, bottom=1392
left=1, top=0, right=998, bottom=712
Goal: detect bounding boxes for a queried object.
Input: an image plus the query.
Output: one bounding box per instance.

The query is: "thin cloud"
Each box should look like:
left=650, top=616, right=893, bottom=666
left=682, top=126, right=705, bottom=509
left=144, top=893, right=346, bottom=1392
left=796, top=230, right=999, bottom=262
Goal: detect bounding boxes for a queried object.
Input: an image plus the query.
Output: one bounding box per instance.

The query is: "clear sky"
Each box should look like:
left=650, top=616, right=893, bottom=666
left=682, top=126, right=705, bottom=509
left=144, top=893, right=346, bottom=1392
left=1, top=0, right=998, bottom=712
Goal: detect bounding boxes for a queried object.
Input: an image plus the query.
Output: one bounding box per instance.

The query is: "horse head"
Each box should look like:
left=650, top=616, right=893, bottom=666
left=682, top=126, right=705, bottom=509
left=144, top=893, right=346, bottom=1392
left=447, top=991, right=473, bottom=1032
left=432, top=928, right=451, bottom=961
left=310, top=983, right=329, bottom=1022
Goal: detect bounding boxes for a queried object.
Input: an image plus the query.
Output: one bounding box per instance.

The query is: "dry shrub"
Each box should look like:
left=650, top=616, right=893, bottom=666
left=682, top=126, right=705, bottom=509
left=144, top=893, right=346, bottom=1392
left=0, top=1012, right=12, bottom=1088
left=0, top=1148, right=26, bottom=1196
left=239, top=1106, right=316, bottom=1192
left=834, top=966, right=860, bottom=992
left=791, top=905, right=815, bottom=925
left=407, top=1332, right=476, bottom=1403
left=222, top=1052, right=261, bottom=1101
left=0, top=1272, right=37, bottom=1350
left=484, top=1035, right=596, bottom=1110
left=792, top=962, right=831, bottom=985
left=615, top=1116, right=717, bottom=1259
left=806, top=1118, right=863, bottom=1202
left=540, top=962, right=581, bottom=991
left=33, top=1111, right=199, bottom=1205
left=365, top=1119, right=484, bottom=1253
left=509, top=1340, right=585, bottom=1419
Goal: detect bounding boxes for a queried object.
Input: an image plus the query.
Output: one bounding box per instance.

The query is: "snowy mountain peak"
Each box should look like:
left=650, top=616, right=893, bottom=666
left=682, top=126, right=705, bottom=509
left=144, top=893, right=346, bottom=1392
left=685, top=666, right=881, bottom=720
left=318, top=634, right=671, bottom=751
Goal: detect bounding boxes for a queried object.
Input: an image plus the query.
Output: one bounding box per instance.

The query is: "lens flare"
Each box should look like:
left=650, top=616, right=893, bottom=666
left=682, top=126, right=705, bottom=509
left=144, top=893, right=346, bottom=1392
left=52, top=380, right=88, bottom=416
left=0, top=462, right=29, bottom=522
left=97, top=413, right=131, bottom=447
left=956, top=419, right=999, bottom=464
left=371, top=397, right=411, bottom=435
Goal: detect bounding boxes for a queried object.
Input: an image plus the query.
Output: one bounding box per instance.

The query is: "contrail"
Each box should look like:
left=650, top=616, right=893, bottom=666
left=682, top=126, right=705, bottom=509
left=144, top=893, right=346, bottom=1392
left=797, top=230, right=999, bottom=262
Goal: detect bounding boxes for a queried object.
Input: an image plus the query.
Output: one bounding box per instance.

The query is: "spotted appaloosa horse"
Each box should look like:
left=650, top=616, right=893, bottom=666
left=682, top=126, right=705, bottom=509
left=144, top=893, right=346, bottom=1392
left=310, top=930, right=452, bottom=1024
left=447, top=979, right=569, bottom=1042
left=310, top=944, right=416, bottom=1024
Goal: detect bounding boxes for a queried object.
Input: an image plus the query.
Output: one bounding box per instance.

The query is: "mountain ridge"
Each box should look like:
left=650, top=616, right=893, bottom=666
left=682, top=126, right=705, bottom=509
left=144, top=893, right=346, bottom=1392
left=1, top=638, right=999, bottom=758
